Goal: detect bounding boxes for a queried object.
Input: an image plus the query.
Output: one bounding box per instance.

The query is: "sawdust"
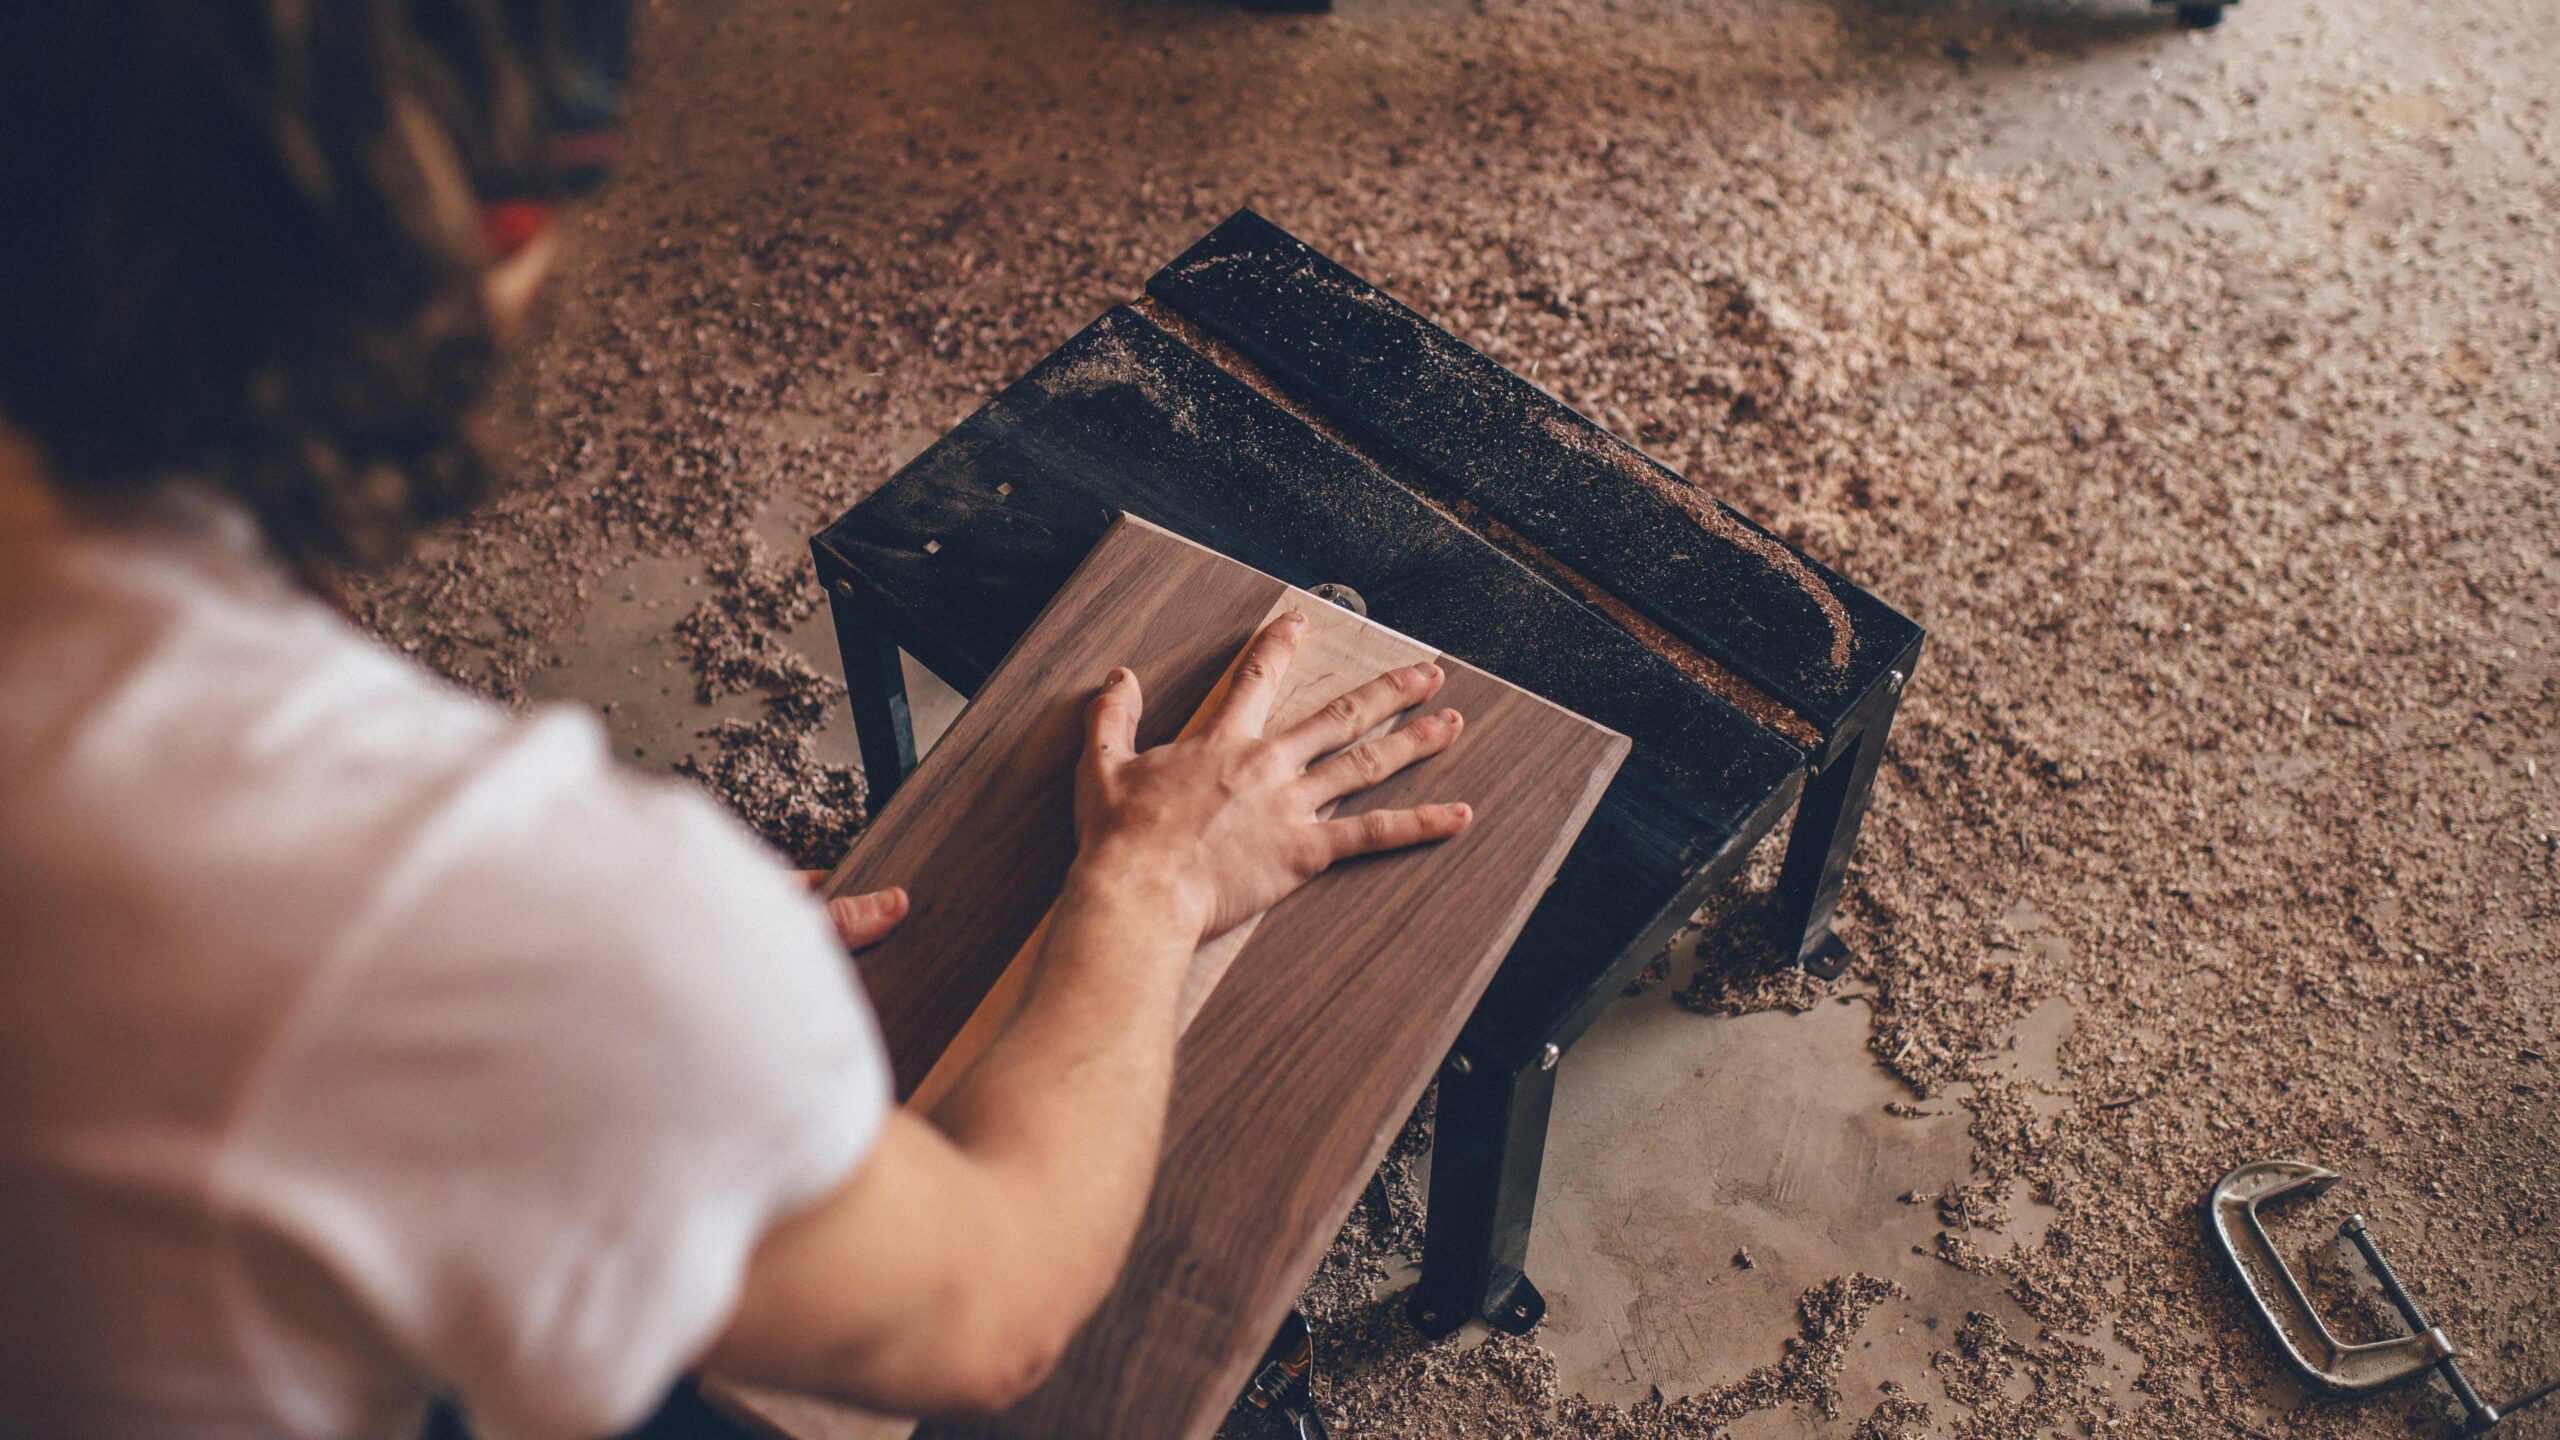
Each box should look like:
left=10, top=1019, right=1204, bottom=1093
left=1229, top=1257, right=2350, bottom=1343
left=347, top=0, right=2559, bottom=1434
left=1243, top=1267, right=1904, bottom=1440
left=1026, top=321, right=1206, bottom=437
left=1138, top=297, right=1824, bottom=749
left=1535, top=410, right=1859, bottom=673
left=1425, top=488, right=1826, bottom=750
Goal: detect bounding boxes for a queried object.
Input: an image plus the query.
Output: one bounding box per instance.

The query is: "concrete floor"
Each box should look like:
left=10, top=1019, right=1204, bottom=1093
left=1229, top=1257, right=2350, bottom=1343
left=1533, top=992, right=2073, bottom=1418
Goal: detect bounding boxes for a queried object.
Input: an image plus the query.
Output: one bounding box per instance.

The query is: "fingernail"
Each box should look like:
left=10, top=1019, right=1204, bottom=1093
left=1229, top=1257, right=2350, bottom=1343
left=1420, top=662, right=1442, bottom=681
left=1440, top=708, right=1462, bottom=726
left=1105, top=667, right=1128, bottom=686
left=1446, top=803, right=1474, bottom=824
left=1281, top=610, right=1308, bottom=627
left=882, top=887, right=909, bottom=912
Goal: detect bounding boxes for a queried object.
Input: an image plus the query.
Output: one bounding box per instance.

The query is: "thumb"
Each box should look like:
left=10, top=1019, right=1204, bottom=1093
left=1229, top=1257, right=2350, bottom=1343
left=1085, top=667, right=1142, bottom=764
left=827, top=887, right=909, bottom=950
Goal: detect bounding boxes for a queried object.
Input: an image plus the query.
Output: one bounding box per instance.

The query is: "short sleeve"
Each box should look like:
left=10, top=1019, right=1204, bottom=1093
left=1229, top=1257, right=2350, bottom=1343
left=214, top=708, right=891, bottom=1440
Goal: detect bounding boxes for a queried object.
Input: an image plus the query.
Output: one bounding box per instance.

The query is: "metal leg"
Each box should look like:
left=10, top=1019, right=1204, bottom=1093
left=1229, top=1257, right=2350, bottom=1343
left=830, top=589, right=918, bottom=810
left=1409, top=1056, right=1558, bottom=1338
left=1775, top=659, right=1912, bottom=979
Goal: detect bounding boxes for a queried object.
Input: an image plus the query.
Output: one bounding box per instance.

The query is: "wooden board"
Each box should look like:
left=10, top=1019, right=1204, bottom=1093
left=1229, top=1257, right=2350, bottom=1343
left=723, top=517, right=1626, bottom=1440
left=904, top=583, right=1430, bottom=1113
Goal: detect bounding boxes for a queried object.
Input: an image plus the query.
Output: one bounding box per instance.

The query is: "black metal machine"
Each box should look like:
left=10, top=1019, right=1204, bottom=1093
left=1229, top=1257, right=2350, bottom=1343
left=811, top=210, right=1921, bottom=1345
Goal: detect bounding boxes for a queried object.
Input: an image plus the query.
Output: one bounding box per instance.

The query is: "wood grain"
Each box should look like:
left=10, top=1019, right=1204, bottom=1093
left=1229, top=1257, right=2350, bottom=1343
left=810, top=519, right=1276, bottom=1099
left=726, top=517, right=1626, bottom=1440
left=809, top=300, right=1807, bottom=1082
left=904, top=588, right=1434, bottom=1112
left=978, top=659, right=1621, bottom=1440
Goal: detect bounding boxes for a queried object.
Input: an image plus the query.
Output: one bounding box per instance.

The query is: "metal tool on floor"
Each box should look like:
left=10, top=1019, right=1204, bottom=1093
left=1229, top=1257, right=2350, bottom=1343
left=2208, top=1160, right=2559, bottom=1434
left=1242, top=1310, right=1327, bottom=1440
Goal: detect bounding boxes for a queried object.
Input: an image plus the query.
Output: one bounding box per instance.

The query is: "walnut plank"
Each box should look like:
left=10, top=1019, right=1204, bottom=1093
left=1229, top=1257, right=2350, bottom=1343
left=979, top=658, right=1622, bottom=1440
left=812, top=520, right=1278, bottom=1099
left=730, top=517, right=1626, bottom=1440
left=906, top=588, right=1435, bottom=1112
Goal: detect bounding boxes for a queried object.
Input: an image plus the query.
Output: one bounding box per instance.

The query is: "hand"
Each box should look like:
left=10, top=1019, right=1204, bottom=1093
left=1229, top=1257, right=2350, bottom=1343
left=803, top=873, right=911, bottom=950
left=1074, top=610, right=1475, bottom=942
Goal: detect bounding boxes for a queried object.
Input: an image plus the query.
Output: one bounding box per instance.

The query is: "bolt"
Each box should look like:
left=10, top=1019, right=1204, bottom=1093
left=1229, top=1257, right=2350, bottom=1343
left=1419, top=1309, right=1439, bottom=1325
left=1448, top=1052, right=1473, bottom=1075
left=1539, top=1043, right=1561, bottom=1071
left=1887, top=668, right=1907, bottom=695
left=1309, top=582, right=1368, bottom=617
left=1513, top=1303, right=1532, bottom=1318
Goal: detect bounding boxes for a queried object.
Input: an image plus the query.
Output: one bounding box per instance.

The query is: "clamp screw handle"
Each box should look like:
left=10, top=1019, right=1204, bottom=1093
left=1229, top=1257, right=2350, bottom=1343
left=2341, top=1214, right=2499, bottom=1432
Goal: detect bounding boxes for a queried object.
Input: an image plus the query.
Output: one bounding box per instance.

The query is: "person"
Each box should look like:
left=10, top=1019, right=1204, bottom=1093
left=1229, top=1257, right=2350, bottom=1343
left=0, top=4, right=1476, bottom=1438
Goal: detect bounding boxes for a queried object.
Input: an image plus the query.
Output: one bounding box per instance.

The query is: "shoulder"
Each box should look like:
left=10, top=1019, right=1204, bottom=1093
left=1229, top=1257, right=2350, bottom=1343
left=3, top=508, right=885, bottom=1129
left=2, top=512, right=514, bottom=880
left=217, top=701, right=893, bottom=1440
left=324, top=705, right=879, bottom=1090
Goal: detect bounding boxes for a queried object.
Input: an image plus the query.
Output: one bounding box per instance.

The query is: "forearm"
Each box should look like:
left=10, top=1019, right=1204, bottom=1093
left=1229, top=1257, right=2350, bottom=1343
left=714, top=624, right=1469, bottom=1413
left=710, top=854, right=1201, bottom=1413
left=925, top=847, right=1200, bottom=1309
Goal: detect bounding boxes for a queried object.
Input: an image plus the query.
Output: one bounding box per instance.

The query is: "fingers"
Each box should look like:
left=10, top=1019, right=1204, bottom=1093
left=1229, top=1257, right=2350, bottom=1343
left=1319, top=802, right=1474, bottom=861
left=1207, top=611, right=1308, bottom=737
left=1276, top=661, right=1446, bottom=764
left=1084, top=667, right=1143, bottom=765
left=1301, top=707, right=1465, bottom=803
left=827, top=886, right=909, bottom=950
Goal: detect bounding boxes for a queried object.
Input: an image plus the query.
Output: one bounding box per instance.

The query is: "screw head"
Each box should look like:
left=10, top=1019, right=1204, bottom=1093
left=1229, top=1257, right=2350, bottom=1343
left=1448, top=1052, right=1473, bottom=1075
left=1539, top=1043, right=1561, bottom=1071
left=1419, top=1309, right=1439, bottom=1324
left=1309, top=582, right=1368, bottom=617
left=1887, top=668, right=1907, bottom=694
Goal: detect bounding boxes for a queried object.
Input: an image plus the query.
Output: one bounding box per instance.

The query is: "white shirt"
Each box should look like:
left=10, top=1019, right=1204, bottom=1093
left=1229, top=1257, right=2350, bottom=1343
left=0, top=495, right=892, bottom=1440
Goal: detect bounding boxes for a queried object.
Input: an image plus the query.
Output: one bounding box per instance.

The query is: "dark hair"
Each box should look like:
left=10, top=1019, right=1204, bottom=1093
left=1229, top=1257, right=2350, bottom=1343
left=0, top=3, right=600, bottom=572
